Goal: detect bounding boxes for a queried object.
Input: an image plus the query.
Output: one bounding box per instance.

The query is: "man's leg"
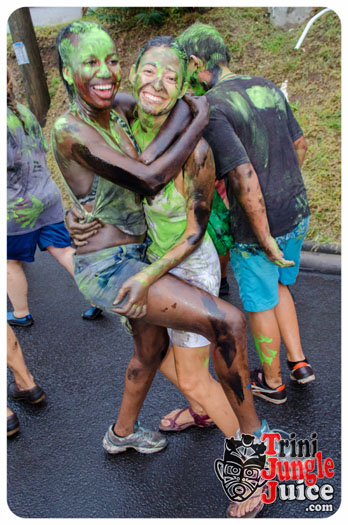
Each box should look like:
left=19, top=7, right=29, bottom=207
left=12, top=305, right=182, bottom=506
left=248, top=308, right=282, bottom=388
left=275, top=217, right=315, bottom=383
left=275, top=282, right=305, bottom=362
left=7, top=260, right=30, bottom=318
left=230, top=244, right=287, bottom=402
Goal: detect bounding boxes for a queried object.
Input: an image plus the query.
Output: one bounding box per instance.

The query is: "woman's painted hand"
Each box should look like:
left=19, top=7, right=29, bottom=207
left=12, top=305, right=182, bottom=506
left=112, top=274, right=151, bottom=318
left=65, top=207, right=103, bottom=246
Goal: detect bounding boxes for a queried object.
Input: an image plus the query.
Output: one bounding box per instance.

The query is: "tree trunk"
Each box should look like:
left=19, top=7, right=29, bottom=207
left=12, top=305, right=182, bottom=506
left=8, top=7, right=50, bottom=126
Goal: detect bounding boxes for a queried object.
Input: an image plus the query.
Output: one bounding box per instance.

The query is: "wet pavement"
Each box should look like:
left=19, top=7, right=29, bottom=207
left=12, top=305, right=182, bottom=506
left=7, top=250, right=341, bottom=519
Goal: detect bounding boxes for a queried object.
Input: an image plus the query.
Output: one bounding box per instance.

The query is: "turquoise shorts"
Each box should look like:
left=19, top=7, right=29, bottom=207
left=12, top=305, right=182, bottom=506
left=230, top=217, right=309, bottom=313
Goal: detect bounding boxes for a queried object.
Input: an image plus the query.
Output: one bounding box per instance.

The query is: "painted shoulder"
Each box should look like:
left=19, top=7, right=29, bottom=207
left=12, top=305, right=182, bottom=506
left=52, top=110, right=85, bottom=142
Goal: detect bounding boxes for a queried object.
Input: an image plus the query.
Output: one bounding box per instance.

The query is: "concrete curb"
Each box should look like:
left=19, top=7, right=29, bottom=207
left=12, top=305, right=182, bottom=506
left=300, top=250, right=341, bottom=275
left=302, top=240, right=341, bottom=255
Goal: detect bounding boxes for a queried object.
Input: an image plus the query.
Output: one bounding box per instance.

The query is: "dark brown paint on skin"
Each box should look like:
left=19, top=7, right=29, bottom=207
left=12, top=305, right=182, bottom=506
left=201, top=294, right=237, bottom=369
left=227, top=371, right=245, bottom=404
left=72, top=143, right=155, bottom=196
left=127, top=367, right=140, bottom=380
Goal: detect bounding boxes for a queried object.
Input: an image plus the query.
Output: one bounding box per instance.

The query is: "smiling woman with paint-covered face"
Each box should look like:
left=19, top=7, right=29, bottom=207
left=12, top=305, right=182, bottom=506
left=61, top=27, right=122, bottom=110
left=131, top=45, right=187, bottom=118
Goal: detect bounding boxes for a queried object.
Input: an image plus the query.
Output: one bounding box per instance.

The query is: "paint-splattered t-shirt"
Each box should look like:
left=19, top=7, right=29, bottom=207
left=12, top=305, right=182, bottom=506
left=203, top=75, right=310, bottom=243
left=7, top=104, right=65, bottom=235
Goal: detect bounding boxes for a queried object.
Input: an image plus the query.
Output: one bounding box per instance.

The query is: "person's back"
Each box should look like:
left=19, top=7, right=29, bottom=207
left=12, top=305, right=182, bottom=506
left=204, top=75, right=310, bottom=243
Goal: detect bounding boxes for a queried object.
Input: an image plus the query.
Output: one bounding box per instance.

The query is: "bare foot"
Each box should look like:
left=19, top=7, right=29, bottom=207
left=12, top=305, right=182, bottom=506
left=160, top=407, right=213, bottom=430
left=226, top=487, right=264, bottom=518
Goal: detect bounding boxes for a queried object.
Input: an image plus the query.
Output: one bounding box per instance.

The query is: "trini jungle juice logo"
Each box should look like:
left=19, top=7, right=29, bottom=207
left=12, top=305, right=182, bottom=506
left=214, top=431, right=335, bottom=513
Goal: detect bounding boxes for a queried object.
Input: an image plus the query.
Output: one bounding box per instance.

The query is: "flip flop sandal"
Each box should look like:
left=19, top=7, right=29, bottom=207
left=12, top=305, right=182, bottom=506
left=159, top=406, right=215, bottom=432
left=226, top=487, right=266, bottom=518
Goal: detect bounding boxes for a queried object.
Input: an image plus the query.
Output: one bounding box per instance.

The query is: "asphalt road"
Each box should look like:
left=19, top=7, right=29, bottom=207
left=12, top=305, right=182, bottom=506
left=7, top=249, right=341, bottom=519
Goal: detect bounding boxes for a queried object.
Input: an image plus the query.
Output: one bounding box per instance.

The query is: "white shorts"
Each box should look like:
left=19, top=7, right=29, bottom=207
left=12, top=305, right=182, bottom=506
left=148, top=234, right=221, bottom=348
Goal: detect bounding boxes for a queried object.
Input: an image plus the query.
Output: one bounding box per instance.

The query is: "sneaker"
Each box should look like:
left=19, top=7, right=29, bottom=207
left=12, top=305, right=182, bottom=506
left=103, top=421, right=167, bottom=454
left=254, top=419, right=292, bottom=460
left=82, top=306, right=103, bottom=320
left=7, top=312, right=33, bottom=327
left=235, top=419, right=291, bottom=461
left=9, top=383, right=46, bottom=404
left=250, top=369, right=287, bottom=404
left=287, top=359, right=315, bottom=384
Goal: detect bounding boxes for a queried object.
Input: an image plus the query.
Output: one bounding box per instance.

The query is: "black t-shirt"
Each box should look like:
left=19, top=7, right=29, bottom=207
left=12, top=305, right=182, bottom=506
left=203, top=75, right=310, bottom=243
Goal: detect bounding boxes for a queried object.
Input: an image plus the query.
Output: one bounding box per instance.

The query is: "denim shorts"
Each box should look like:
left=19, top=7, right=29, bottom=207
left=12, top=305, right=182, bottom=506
left=73, top=243, right=148, bottom=313
left=7, top=221, right=71, bottom=262
left=230, top=217, right=309, bottom=312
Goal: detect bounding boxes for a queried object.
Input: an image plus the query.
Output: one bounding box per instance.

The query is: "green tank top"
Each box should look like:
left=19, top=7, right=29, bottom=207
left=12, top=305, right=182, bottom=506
left=143, top=178, right=210, bottom=259
left=54, top=104, right=146, bottom=236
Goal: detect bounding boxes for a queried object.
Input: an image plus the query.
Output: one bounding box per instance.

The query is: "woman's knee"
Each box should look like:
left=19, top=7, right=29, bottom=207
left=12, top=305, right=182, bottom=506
left=227, top=308, right=247, bottom=341
left=177, top=371, right=207, bottom=399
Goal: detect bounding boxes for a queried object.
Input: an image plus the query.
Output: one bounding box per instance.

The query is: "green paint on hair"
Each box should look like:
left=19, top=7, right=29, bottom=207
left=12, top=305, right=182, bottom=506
left=177, top=22, right=230, bottom=73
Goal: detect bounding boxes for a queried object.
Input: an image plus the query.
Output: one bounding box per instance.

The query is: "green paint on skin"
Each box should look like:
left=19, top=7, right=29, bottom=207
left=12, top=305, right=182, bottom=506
left=204, top=358, right=210, bottom=367
left=132, top=45, right=186, bottom=124
left=59, top=24, right=121, bottom=109
left=253, top=333, right=277, bottom=367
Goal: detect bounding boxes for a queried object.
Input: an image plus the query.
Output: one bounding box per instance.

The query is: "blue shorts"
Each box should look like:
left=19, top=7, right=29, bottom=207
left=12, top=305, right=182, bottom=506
left=7, top=222, right=71, bottom=262
left=230, top=217, right=309, bottom=312
left=73, top=243, right=148, bottom=313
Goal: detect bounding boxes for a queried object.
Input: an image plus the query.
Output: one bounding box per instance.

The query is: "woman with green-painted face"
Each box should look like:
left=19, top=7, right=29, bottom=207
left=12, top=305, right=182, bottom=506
left=53, top=22, right=264, bottom=475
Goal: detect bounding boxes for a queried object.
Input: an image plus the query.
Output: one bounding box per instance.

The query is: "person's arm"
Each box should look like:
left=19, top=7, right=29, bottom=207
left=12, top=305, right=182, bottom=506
left=227, top=162, right=294, bottom=267
left=138, top=96, right=194, bottom=165
left=68, top=96, right=209, bottom=197
left=113, top=92, right=136, bottom=122
left=113, top=94, right=194, bottom=165
left=293, top=135, right=307, bottom=167
left=112, top=139, right=215, bottom=318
